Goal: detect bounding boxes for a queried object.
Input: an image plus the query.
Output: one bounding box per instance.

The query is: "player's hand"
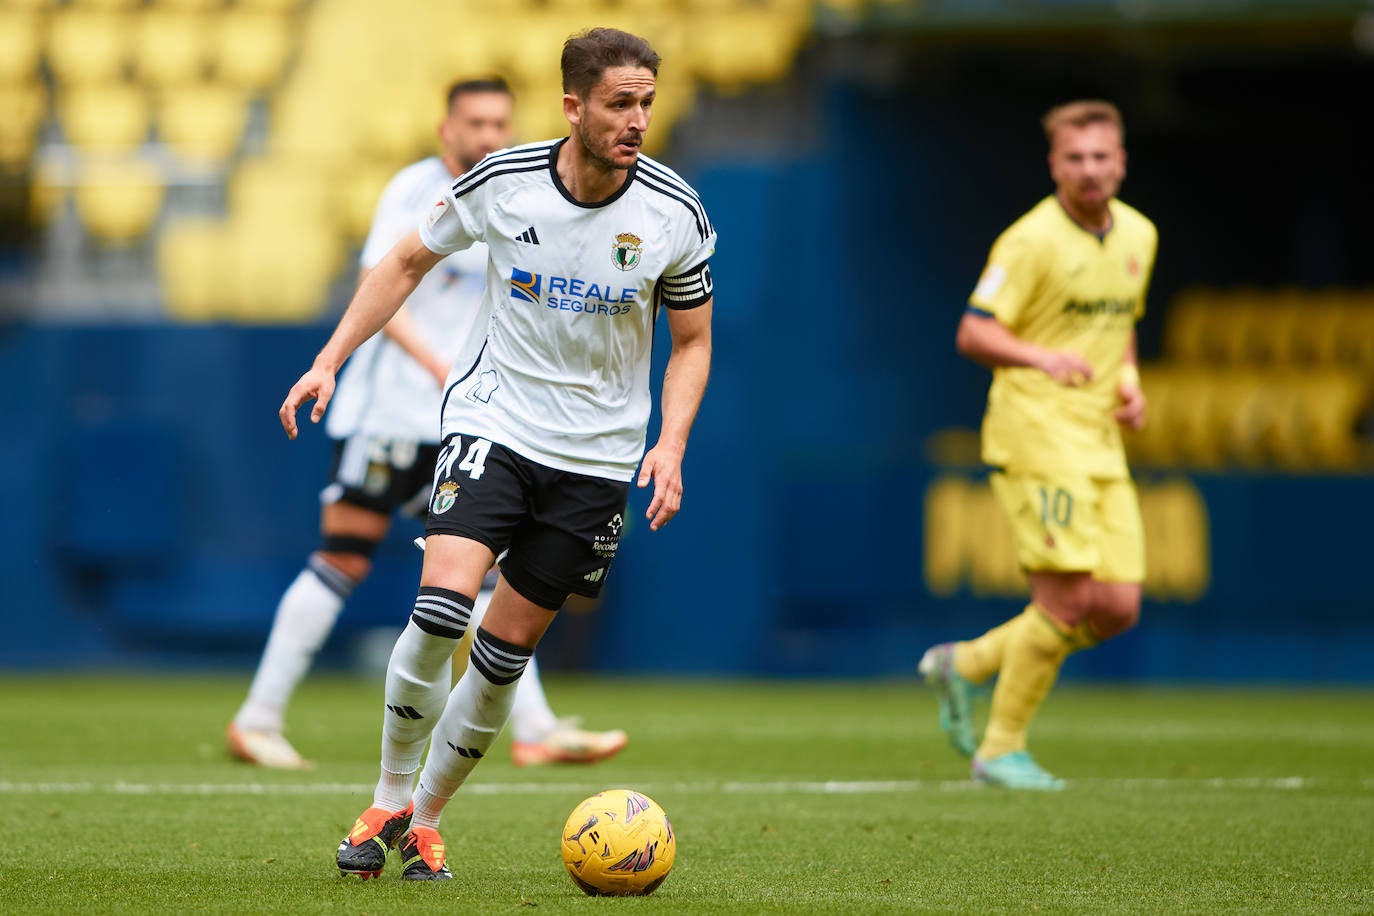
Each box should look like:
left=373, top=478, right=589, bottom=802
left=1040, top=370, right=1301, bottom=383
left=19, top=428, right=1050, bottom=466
left=279, top=367, right=336, bottom=440
left=1114, top=379, right=1147, bottom=431
left=637, top=442, right=684, bottom=532
left=1036, top=349, right=1094, bottom=387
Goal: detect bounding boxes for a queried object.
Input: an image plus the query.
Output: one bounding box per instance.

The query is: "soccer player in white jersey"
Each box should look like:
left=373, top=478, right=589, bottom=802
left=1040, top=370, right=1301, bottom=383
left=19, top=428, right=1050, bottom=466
left=280, top=27, right=715, bottom=881
left=228, top=78, right=626, bottom=772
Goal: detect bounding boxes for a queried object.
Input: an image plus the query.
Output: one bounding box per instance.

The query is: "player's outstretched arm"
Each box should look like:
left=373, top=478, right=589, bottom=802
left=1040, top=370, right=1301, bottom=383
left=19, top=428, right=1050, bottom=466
left=279, top=231, right=445, bottom=438
left=639, top=299, right=712, bottom=531
left=955, top=310, right=1093, bottom=387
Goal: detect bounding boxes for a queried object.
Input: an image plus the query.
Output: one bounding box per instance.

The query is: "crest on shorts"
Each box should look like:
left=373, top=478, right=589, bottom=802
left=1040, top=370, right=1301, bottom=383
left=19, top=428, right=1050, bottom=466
left=431, top=480, right=460, bottom=515
left=612, top=233, right=643, bottom=271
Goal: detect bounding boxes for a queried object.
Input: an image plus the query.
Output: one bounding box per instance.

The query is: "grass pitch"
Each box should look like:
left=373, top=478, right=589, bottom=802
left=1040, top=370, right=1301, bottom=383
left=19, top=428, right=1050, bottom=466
left=0, top=675, right=1370, bottom=913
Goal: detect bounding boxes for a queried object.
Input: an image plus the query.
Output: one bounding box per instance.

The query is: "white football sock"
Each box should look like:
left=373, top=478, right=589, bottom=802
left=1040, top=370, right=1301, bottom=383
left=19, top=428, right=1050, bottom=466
left=469, top=579, right=557, bottom=744
left=372, top=587, right=473, bottom=812
left=411, top=627, right=532, bottom=830
left=234, top=557, right=354, bottom=733
left=510, top=656, right=559, bottom=743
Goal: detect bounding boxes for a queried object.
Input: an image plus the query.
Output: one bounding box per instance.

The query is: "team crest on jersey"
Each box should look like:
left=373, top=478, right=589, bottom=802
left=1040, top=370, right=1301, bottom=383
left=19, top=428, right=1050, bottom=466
left=431, top=480, right=460, bottom=515
left=612, top=232, right=643, bottom=271
left=1126, top=254, right=1140, bottom=277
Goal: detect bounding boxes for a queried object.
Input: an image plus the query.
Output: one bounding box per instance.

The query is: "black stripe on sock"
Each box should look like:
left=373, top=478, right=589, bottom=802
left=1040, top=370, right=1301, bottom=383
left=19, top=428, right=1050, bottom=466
left=410, top=587, right=474, bottom=639
left=469, top=626, right=532, bottom=686
left=307, top=556, right=358, bottom=599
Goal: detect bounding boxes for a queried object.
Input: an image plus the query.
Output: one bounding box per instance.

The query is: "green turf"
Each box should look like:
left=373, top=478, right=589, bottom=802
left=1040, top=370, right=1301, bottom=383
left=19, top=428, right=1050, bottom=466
left=0, top=675, right=1370, bottom=913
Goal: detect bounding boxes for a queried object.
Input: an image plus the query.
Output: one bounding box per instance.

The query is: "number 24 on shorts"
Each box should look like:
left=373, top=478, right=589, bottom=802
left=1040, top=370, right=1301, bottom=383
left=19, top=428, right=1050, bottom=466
left=438, top=437, right=492, bottom=481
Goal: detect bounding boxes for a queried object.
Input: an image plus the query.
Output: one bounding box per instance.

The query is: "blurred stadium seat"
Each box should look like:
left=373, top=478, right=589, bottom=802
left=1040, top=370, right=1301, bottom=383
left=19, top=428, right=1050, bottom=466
left=211, top=9, right=294, bottom=92
left=133, top=9, right=210, bottom=88
left=0, top=84, right=46, bottom=169
left=336, top=161, right=394, bottom=243
left=73, top=156, right=166, bottom=245
left=156, top=83, right=248, bottom=165
left=0, top=10, right=44, bottom=86
left=157, top=216, right=236, bottom=320
left=47, top=8, right=132, bottom=86
left=59, top=84, right=150, bottom=153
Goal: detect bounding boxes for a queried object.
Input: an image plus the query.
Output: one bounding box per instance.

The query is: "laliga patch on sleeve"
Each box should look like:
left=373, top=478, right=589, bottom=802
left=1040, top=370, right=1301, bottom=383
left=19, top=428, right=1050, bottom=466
left=974, top=264, right=1006, bottom=300
left=427, top=197, right=450, bottom=228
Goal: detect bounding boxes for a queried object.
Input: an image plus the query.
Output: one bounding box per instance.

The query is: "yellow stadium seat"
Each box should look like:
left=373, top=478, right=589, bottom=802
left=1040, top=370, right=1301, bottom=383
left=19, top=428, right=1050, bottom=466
left=73, top=157, right=166, bottom=245
left=1162, top=287, right=1212, bottom=364
left=230, top=215, right=342, bottom=322
left=515, top=90, right=572, bottom=144
left=1338, top=293, right=1374, bottom=369
left=1297, top=372, right=1368, bottom=468
left=132, top=9, right=209, bottom=87
left=1244, top=370, right=1302, bottom=467
left=156, top=83, right=247, bottom=164
left=59, top=85, right=150, bottom=153
left=1290, top=292, right=1345, bottom=367
left=504, top=16, right=581, bottom=87
left=268, top=82, right=344, bottom=160
left=228, top=155, right=333, bottom=227
left=1322, top=289, right=1373, bottom=368
left=1127, top=364, right=1174, bottom=466
left=336, top=159, right=396, bottom=244
left=0, top=0, right=58, bottom=12
left=67, top=0, right=142, bottom=10
left=689, top=11, right=807, bottom=91
left=1243, top=290, right=1303, bottom=366
left=0, top=84, right=46, bottom=168
left=46, top=8, right=132, bottom=86
left=236, top=0, right=304, bottom=11
left=156, top=0, right=227, bottom=11
left=0, top=11, right=44, bottom=85
left=158, top=217, right=237, bottom=321
left=211, top=10, right=293, bottom=91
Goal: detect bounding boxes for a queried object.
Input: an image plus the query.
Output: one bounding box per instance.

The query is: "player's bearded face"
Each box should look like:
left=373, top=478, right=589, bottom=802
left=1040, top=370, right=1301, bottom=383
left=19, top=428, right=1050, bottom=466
left=442, top=92, right=514, bottom=171
left=1049, top=122, right=1126, bottom=213
left=574, top=66, right=655, bottom=171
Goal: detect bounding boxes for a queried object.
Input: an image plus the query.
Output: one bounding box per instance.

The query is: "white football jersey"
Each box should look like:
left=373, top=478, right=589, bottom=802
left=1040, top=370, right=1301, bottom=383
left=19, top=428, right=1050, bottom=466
left=326, top=156, right=490, bottom=443
left=419, top=139, right=717, bottom=482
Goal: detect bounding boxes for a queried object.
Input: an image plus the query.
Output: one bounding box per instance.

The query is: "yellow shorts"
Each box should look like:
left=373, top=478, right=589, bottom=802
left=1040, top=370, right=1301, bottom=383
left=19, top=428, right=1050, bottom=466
left=989, top=471, right=1145, bottom=583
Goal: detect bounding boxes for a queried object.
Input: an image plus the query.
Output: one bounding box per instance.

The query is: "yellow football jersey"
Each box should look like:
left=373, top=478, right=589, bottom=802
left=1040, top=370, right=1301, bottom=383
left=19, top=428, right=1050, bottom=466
left=969, top=195, right=1158, bottom=479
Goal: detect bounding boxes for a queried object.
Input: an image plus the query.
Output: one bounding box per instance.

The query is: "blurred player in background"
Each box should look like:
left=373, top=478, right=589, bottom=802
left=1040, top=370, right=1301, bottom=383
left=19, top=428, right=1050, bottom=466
left=280, top=27, right=715, bottom=880
left=920, top=100, right=1156, bottom=789
left=228, top=77, right=627, bottom=772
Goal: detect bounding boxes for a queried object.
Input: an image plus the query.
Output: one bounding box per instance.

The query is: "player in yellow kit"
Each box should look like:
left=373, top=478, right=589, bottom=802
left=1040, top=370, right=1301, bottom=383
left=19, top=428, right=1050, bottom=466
left=919, top=100, right=1157, bottom=789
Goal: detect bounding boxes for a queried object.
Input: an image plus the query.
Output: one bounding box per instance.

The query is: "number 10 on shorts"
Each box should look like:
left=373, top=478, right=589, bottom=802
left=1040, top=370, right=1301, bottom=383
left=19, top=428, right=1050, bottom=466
left=1038, top=486, right=1073, bottom=527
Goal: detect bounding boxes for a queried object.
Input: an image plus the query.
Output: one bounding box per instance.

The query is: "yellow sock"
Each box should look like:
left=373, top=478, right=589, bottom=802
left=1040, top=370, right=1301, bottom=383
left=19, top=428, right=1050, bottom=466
left=952, top=618, right=1017, bottom=684
left=977, top=605, right=1074, bottom=760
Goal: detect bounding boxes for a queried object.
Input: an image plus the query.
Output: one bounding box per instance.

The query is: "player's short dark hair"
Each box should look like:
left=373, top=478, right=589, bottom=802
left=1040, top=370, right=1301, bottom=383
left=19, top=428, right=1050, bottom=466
left=561, top=28, right=660, bottom=98
left=446, top=77, right=513, bottom=111
left=1042, top=100, right=1124, bottom=146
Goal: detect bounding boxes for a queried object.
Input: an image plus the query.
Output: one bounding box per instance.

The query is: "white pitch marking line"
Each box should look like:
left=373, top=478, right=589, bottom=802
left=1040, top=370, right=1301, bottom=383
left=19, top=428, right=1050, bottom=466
left=0, top=777, right=1367, bottom=796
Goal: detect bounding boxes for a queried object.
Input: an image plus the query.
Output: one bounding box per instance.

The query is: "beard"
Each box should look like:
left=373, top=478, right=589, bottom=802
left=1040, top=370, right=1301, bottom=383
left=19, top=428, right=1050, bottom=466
left=576, top=121, right=634, bottom=172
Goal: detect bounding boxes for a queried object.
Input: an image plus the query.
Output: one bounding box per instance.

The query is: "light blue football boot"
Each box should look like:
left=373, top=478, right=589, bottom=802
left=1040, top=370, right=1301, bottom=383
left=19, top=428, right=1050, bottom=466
left=972, top=750, right=1066, bottom=791
left=917, top=642, right=977, bottom=758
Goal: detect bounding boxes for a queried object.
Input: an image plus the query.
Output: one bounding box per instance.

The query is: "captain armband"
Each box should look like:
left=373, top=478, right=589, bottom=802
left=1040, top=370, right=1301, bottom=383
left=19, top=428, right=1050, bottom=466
left=659, top=261, right=713, bottom=310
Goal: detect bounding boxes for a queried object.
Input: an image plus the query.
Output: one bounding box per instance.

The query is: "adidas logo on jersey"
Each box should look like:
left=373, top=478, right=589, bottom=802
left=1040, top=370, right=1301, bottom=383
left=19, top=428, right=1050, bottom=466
left=583, top=568, right=605, bottom=583
left=516, top=226, right=541, bottom=244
